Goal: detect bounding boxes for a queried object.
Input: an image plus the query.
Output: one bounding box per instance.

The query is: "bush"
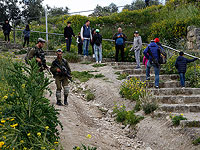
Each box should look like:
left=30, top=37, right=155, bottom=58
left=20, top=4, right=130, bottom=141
left=116, top=73, right=129, bottom=80
left=94, top=73, right=105, bottom=78
left=185, top=65, right=200, bottom=88
left=170, top=114, right=187, bottom=126
left=0, top=59, right=62, bottom=149
left=120, top=77, right=148, bottom=101
left=73, top=144, right=97, bottom=150
left=92, top=64, right=107, bottom=68
left=113, top=105, right=144, bottom=126
left=63, top=52, right=81, bottom=63
left=142, top=102, right=158, bottom=114
left=162, top=54, right=178, bottom=74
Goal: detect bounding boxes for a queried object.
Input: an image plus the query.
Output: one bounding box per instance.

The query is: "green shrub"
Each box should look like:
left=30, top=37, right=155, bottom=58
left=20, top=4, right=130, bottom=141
left=185, top=65, right=200, bottom=88
left=120, top=77, right=148, bottom=101
left=134, top=100, right=142, bottom=112
left=162, top=54, right=178, bottom=74
left=72, top=71, right=94, bottom=82
left=170, top=114, right=187, bottom=126
left=142, top=102, right=158, bottom=114
left=63, top=52, right=81, bottom=63
left=94, top=73, right=105, bottom=78
left=81, top=61, right=93, bottom=65
left=192, top=137, right=200, bottom=145
left=113, top=105, right=144, bottom=126
left=84, top=90, right=95, bottom=101
left=0, top=59, right=62, bottom=149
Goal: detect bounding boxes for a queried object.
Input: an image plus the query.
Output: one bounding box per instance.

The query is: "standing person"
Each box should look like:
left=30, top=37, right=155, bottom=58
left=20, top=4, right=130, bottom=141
left=131, top=31, right=142, bottom=69
left=143, top=40, right=160, bottom=88
left=113, top=27, right=127, bottom=62
left=93, top=29, right=102, bottom=63
left=50, top=49, right=71, bottom=106
left=91, top=28, right=96, bottom=58
left=26, top=38, right=48, bottom=72
left=77, top=32, right=83, bottom=55
left=64, top=21, right=75, bottom=52
left=175, top=52, right=198, bottom=88
left=81, top=20, right=92, bottom=58
left=2, top=20, right=12, bottom=43
left=23, top=25, right=30, bottom=48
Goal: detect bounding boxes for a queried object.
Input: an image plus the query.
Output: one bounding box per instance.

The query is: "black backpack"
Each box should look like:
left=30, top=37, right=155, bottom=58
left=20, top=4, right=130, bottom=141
left=94, top=34, right=102, bottom=46
left=158, top=46, right=167, bottom=64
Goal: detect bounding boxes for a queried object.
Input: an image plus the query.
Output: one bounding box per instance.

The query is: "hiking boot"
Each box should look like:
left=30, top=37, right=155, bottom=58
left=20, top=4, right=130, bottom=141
left=135, top=66, right=141, bottom=69
left=56, top=100, right=63, bottom=106
left=64, top=96, right=68, bottom=106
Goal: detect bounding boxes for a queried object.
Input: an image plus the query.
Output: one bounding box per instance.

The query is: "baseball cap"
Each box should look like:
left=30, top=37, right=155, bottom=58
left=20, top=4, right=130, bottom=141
left=38, top=38, right=46, bottom=43
left=96, top=29, right=100, bottom=33
left=56, top=49, right=63, bottom=53
left=134, top=31, right=139, bottom=34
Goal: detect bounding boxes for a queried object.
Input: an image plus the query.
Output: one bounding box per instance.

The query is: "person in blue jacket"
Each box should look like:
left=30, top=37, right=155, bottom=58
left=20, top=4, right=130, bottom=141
left=23, top=25, right=30, bottom=48
left=175, top=51, right=198, bottom=88
left=143, top=40, right=160, bottom=88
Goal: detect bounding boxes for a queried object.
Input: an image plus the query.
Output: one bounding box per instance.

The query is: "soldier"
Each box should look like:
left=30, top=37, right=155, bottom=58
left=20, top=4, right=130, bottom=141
left=50, top=49, right=71, bottom=106
left=26, top=38, right=48, bottom=72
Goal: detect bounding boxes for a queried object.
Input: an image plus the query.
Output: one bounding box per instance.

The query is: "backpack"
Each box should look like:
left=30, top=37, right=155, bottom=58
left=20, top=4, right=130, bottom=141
left=94, top=34, right=101, bottom=46
left=116, top=34, right=124, bottom=46
left=158, top=46, right=167, bottom=64
left=25, top=47, right=35, bottom=64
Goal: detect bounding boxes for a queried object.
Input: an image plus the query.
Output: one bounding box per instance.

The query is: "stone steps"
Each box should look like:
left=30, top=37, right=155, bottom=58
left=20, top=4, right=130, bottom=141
left=128, top=74, right=179, bottom=81
left=122, top=69, right=165, bottom=75
left=155, top=95, right=200, bottom=104
left=159, top=104, right=200, bottom=113
left=151, top=88, right=200, bottom=96
left=113, top=65, right=146, bottom=70
left=110, top=62, right=140, bottom=66
left=147, top=81, right=188, bottom=88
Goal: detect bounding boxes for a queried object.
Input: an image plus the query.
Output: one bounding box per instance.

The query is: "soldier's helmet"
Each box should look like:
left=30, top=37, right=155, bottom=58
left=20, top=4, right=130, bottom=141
left=56, top=49, right=63, bottom=53
left=38, top=38, right=46, bottom=43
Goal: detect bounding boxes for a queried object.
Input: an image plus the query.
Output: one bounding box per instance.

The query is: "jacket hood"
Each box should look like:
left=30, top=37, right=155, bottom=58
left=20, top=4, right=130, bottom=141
left=149, top=42, right=157, bottom=47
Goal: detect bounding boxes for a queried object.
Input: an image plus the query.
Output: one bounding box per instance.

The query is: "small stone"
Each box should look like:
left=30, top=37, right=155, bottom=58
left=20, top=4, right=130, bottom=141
left=146, top=147, right=152, bottom=150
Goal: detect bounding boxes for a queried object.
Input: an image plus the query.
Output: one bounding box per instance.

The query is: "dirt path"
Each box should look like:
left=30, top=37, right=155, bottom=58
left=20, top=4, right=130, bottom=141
left=44, top=60, right=200, bottom=150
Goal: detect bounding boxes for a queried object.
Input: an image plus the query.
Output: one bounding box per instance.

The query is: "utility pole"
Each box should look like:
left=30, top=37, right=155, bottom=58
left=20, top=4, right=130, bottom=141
left=45, top=8, right=48, bottom=50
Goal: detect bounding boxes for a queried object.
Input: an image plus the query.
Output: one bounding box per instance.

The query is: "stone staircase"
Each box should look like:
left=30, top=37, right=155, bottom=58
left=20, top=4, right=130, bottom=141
left=110, top=61, right=200, bottom=139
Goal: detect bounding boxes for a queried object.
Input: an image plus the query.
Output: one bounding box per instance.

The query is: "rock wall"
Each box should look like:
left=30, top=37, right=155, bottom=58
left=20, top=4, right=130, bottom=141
left=187, top=26, right=200, bottom=50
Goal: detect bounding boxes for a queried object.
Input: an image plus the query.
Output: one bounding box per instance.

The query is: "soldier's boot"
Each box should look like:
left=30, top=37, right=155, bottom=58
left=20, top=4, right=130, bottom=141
left=56, top=91, right=63, bottom=106
left=64, top=86, right=70, bottom=105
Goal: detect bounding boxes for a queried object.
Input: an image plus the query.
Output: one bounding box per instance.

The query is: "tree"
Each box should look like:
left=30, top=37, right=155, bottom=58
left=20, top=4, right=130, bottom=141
left=22, top=0, right=44, bottom=23
left=89, top=3, right=118, bottom=17
left=47, top=6, right=69, bottom=16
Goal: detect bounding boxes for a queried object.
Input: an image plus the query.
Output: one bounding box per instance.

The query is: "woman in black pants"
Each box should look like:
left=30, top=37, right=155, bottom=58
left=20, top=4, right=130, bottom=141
left=23, top=25, right=30, bottom=48
left=2, top=20, right=11, bottom=43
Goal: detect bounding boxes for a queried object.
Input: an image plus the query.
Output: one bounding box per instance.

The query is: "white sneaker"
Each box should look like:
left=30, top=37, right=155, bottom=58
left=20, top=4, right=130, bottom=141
left=93, top=54, right=95, bottom=58
left=84, top=55, right=87, bottom=59
left=96, top=61, right=98, bottom=64
left=99, top=61, right=102, bottom=64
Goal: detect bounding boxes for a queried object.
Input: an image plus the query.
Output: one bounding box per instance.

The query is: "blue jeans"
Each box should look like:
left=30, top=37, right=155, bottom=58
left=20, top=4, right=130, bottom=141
left=146, top=60, right=160, bottom=87
left=66, top=37, right=72, bottom=52
left=94, top=44, right=102, bottom=62
left=83, top=39, right=90, bottom=56
left=179, top=73, right=185, bottom=87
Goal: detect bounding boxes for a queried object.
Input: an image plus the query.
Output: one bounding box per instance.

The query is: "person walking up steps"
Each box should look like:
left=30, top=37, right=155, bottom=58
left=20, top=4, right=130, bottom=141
left=50, top=49, right=72, bottom=106
left=2, top=19, right=12, bottom=43
left=93, top=29, right=102, bottom=63
left=143, top=40, right=160, bottom=88
left=23, top=25, right=30, bottom=48
left=81, top=20, right=92, bottom=58
left=113, top=27, right=127, bottom=62
left=64, top=21, right=75, bottom=52
left=175, top=51, right=198, bottom=88
left=131, top=31, right=142, bottom=69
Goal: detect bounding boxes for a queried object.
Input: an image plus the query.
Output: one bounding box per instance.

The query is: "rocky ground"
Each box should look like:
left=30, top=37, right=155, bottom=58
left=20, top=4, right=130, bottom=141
left=44, top=58, right=200, bottom=150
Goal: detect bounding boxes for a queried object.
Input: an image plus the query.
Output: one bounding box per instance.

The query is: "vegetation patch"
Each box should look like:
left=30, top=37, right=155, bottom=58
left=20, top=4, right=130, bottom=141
left=72, top=71, right=94, bottom=82
left=116, top=73, right=129, bottom=80
left=73, top=144, right=97, bottom=150
left=170, top=114, right=187, bottom=126
left=83, top=90, right=95, bottom=101
left=14, top=49, right=27, bottom=55
left=63, top=52, right=81, bottom=63
left=113, top=105, right=144, bottom=126
left=81, top=61, right=93, bottom=65
left=94, top=73, right=105, bottom=78
left=192, top=137, right=200, bottom=145
left=142, top=102, right=158, bottom=114
left=92, top=64, right=107, bottom=68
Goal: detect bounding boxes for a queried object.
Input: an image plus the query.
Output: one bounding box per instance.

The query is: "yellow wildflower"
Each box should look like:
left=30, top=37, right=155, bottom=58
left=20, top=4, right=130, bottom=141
left=27, top=133, right=31, bottom=136
left=87, top=134, right=92, bottom=139
left=0, top=141, right=5, bottom=148
left=1, top=120, right=6, bottom=123
left=3, top=136, right=6, bottom=139
left=37, top=132, right=41, bottom=136
left=10, top=118, right=15, bottom=121
left=3, top=96, right=8, bottom=99
left=41, top=147, right=46, bottom=149
left=23, top=147, right=27, bottom=150
left=10, top=123, right=18, bottom=128
left=20, top=140, right=24, bottom=143
left=54, top=141, right=59, bottom=144
left=181, top=114, right=183, bottom=116
left=22, top=84, right=26, bottom=89
left=45, top=126, right=49, bottom=130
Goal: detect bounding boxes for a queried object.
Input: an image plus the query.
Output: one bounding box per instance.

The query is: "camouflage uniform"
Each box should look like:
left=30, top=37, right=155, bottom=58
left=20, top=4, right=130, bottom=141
left=50, top=58, right=71, bottom=105
left=26, top=46, right=47, bottom=71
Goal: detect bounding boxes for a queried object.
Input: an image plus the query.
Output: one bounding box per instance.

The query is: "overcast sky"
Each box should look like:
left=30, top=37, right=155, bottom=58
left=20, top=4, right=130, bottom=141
left=43, top=0, right=133, bottom=15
